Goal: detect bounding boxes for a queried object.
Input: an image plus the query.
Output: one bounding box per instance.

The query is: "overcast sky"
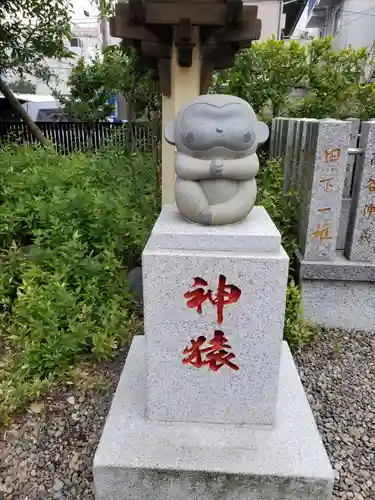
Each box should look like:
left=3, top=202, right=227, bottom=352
left=71, top=0, right=98, bottom=21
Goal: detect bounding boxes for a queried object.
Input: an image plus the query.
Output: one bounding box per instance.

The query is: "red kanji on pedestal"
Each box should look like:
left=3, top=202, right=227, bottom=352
left=182, top=330, right=239, bottom=372
left=184, top=275, right=241, bottom=324
left=184, top=277, right=213, bottom=314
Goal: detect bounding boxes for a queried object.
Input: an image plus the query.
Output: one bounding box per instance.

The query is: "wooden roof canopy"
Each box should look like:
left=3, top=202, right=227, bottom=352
left=110, top=0, right=262, bottom=95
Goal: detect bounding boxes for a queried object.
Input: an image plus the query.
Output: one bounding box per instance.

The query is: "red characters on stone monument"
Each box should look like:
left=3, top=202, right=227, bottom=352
left=323, top=148, right=341, bottom=164
left=184, top=274, right=241, bottom=324
left=182, top=330, right=239, bottom=372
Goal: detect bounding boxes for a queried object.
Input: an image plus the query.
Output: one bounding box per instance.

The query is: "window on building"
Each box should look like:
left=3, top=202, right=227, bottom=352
left=70, top=38, right=83, bottom=48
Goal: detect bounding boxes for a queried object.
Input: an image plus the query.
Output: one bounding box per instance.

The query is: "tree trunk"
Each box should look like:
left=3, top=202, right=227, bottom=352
left=0, top=75, right=49, bottom=146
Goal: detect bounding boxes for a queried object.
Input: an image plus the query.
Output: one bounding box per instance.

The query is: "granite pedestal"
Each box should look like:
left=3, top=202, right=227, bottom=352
left=93, top=206, right=333, bottom=500
left=143, top=206, right=288, bottom=425
left=94, top=336, right=333, bottom=500
left=298, top=251, right=375, bottom=331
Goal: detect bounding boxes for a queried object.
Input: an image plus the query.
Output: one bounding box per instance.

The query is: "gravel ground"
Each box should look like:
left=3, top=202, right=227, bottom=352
left=295, top=329, right=375, bottom=500
left=0, top=350, right=127, bottom=500
left=1, top=330, right=374, bottom=499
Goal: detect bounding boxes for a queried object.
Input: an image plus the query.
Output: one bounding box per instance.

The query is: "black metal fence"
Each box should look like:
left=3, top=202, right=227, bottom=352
left=0, top=121, right=159, bottom=154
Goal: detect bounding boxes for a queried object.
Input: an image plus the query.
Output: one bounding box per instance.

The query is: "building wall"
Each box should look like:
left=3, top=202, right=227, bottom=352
left=244, top=0, right=284, bottom=40
left=20, top=0, right=103, bottom=95
left=293, top=0, right=375, bottom=52
left=330, top=0, right=375, bottom=52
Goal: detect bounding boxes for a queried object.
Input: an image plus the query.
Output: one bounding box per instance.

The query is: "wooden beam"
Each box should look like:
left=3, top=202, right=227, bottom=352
left=226, top=0, right=243, bottom=24
left=140, top=41, right=171, bottom=59
left=129, top=0, right=146, bottom=23
left=138, top=55, right=158, bottom=70
left=144, top=3, right=227, bottom=25
left=158, top=58, right=172, bottom=97
left=213, top=53, right=235, bottom=69
left=200, top=59, right=214, bottom=94
left=109, top=14, right=159, bottom=41
left=146, top=0, right=224, bottom=3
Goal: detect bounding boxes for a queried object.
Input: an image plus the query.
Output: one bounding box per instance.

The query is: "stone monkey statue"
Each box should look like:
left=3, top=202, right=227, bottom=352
left=165, top=94, right=269, bottom=226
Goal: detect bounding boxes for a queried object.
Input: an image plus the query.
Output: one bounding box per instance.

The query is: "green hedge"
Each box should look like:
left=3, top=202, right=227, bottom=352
left=0, top=145, right=159, bottom=423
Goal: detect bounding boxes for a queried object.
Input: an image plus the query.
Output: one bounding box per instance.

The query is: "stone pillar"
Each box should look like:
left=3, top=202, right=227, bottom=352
left=161, top=30, right=201, bottom=206
left=282, top=118, right=297, bottom=193
left=345, top=121, right=375, bottom=261
left=275, top=117, right=288, bottom=158
left=288, top=119, right=303, bottom=191
left=143, top=206, right=288, bottom=425
left=298, top=119, right=351, bottom=261
left=269, top=117, right=277, bottom=157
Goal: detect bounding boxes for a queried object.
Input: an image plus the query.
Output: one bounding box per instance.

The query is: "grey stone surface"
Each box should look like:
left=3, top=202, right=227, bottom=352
left=269, top=117, right=277, bottom=157
left=279, top=118, right=289, bottom=159
left=298, top=120, right=319, bottom=253
left=343, top=118, right=360, bottom=198
left=345, top=121, right=375, bottom=261
left=142, top=207, right=289, bottom=425
left=164, top=94, right=269, bottom=226
left=93, top=336, right=334, bottom=500
left=298, top=120, right=351, bottom=261
left=288, top=119, right=305, bottom=191
left=295, top=119, right=318, bottom=193
left=298, top=250, right=375, bottom=281
left=282, top=119, right=298, bottom=193
left=147, top=205, right=281, bottom=253
left=336, top=197, right=351, bottom=250
left=300, top=278, right=375, bottom=332
left=273, top=117, right=288, bottom=158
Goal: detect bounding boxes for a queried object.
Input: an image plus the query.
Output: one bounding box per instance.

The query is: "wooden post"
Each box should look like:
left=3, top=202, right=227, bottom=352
left=161, top=27, right=201, bottom=207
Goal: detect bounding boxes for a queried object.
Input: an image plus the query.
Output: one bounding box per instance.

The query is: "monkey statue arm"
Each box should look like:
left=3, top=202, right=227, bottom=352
left=208, top=179, right=257, bottom=225
left=174, top=177, right=212, bottom=225
left=175, top=152, right=212, bottom=180
left=219, top=154, right=259, bottom=180
left=176, top=152, right=260, bottom=181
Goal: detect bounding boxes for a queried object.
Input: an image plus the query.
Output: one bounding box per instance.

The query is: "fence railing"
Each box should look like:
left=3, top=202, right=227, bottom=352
left=270, top=117, right=375, bottom=263
left=0, top=121, right=159, bottom=154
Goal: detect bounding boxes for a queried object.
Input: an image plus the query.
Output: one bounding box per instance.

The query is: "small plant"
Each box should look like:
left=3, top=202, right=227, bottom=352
left=284, top=280, right=319, bottom=348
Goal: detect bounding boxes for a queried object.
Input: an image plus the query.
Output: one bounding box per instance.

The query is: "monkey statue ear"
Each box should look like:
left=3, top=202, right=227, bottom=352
left=164, top=120, right=176, bottom=145
left=256, top=121, right=269, bottom=145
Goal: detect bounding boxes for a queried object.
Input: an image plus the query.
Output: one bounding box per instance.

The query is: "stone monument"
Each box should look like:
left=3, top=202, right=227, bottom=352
left=93, top=95, right=334, bottom=499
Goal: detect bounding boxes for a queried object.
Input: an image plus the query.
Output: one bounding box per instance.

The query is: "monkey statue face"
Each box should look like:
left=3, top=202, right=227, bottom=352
left=165, top=94, right=269, bottom=159
left=164, top=95, right=269, bottom=226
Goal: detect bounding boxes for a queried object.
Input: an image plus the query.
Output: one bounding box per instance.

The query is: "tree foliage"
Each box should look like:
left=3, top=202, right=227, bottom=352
left=213, top=37, right=307, bottom=116
left=9, top=78, right=36, bottom=94
left=290, top=38, right=369, bottom=118
left=0, top=0, right=73, bottom=144
left=58, top=44, right=161, bottom=122
left=0, top=0, right=73, bottom=81
left=215, top=37, right=375, bottom=120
